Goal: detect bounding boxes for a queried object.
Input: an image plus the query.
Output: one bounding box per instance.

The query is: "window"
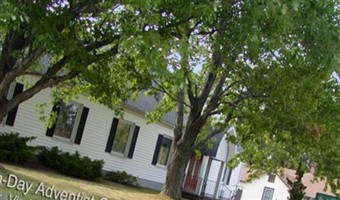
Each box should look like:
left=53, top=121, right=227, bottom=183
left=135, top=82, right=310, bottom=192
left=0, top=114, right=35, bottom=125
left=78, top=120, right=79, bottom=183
left=54, top=102, right=82, bottom=140
left=157, top=137, right=172, bottom=165
left=152, top=135, right=172, bottom=166
left=261, top=187, right=274, bottom=200
left=112, top=120, right=133, bottom=153
left=46, top=101, right=89, bottom=145
left=223, top=168, right=233, bottom=185
left=268, top=174, right=276, bottom=183
left=105, top=118, right=140, bottom=159
left=1, top=81, right=24, bottom=126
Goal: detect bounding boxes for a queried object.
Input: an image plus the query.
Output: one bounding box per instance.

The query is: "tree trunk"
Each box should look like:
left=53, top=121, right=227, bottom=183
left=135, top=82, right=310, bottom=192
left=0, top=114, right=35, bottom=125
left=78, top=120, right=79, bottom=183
left=161, top=143, right=193, bottom=199
left=0, top=98, right=19, bottom=123
left=288, top=163, right=306, bottom=200
left=0, top=91, right=9, bottom=122
left=0, top=110, right=6, bottom=123
left=0, top=102, right=6, bottom=122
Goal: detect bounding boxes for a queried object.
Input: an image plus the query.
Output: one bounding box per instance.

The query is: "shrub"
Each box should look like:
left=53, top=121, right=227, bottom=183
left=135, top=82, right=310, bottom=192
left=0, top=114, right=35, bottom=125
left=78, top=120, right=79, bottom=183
left=104, top=170, right=139, bottom=187
left=0, top=132, right=38, bottom=164
left=39, top=146, right=104, bottom=180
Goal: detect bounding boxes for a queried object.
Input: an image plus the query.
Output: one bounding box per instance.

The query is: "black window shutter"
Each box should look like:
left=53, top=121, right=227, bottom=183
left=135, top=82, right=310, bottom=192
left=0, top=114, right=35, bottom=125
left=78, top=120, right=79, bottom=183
left=226, top=169, right=233, bottom=185
left=127, top=126, right=140, bottom=159
left=5, top=83, right=24, bottom=126
left=46, top=103, right=61, bottom=137
left=105, top=118, right=119, bottom=152
left=151, top=134, right=163, bottom=165
left=74, top=106, right=89, bottom=145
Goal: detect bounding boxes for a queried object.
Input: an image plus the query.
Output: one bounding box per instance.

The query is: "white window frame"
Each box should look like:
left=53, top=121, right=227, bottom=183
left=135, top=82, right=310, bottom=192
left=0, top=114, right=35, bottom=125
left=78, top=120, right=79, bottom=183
left=156, top=135, right=173, bottom=167
left=52, top=101, right=84, bottom=143
left=261, top=187, right=274, bottom=200
left=111, top=119, right=136, bottom=157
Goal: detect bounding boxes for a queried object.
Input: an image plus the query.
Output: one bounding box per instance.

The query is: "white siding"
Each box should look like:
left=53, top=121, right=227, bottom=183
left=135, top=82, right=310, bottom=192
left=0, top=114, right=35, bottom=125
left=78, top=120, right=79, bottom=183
left=197, top=127, right=242, bottom=199
left=205, top=159, right=222, bottom=196
left=1, top=78, right=244, bottom=192
left=214, top=133, right=242, bottom=199
left=215, top=135, right=228, bottom=161
left=240, top=174, right=289, bottom=200
left=229, top=163, right=242, bottom=190
left=198, top=156, right=209, bottom=194
left=0, top=84, right=173, bottom=185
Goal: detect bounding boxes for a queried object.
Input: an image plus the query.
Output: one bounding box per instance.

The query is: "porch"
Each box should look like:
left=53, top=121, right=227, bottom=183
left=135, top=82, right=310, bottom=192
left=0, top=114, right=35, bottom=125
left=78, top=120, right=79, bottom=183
left=181, top=129, right=241, bottom=200
left=182, top=173, right=234, bottom=200
left=182, top=156, right=235, bottom=200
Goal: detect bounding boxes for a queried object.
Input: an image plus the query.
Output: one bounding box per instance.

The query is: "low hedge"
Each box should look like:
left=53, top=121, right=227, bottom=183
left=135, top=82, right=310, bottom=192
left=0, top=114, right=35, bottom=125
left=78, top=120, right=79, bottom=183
left=39, top=146, right=104, bottom=180
left=104, top=170, right=139, bottom=187
left=0, top=132, right=38, bottom=164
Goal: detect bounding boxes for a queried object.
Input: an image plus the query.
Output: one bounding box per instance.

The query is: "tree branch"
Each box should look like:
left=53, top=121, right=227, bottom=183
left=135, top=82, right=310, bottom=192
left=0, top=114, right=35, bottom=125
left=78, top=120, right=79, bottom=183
left=192, top=29, right=217, bottom=36
left=186, top=20, right=203, bottom=36
left=24, top=71, right=50, bottom=77
left=196, top=71, right=217, bottom=112
left=174, top=87, right=185, bottom=145
left=186, top=72, right=196, bottom=106
left=0, top=47, right=44, bottom=98
left=151, top=80, right=192, bottom=108
left=202, top=73, right=227, bottom=118
left=84, top=35, right=120, bottom=52
left=194, top=128, right=222, bottom=152
left=2, top=72, right=78, bottom=116
left=193, top=112, right=233, bottom=151
left=0, top=29, right=31, bottom=78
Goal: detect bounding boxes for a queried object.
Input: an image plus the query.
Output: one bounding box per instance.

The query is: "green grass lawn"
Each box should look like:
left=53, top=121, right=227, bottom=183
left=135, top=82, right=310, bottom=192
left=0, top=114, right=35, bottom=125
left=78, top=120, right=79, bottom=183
left=0, top=163, right=173, bottom=200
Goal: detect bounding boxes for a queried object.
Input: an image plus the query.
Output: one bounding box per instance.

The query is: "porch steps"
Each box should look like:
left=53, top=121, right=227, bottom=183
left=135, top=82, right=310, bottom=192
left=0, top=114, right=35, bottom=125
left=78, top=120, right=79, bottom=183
left=182, top=191, right=222, bottom=200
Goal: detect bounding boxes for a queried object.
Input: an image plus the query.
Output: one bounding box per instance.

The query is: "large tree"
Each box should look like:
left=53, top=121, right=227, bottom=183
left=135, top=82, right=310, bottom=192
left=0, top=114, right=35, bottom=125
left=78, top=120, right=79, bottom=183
left=0, top=0, right=156, bottom=121
left=122, top=0, right=339, bottom=199
left=1, top=1, right=339, bottom=199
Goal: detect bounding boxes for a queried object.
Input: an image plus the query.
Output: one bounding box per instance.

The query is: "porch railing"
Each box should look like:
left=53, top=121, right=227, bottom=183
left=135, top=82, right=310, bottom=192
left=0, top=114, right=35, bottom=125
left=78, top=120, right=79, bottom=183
left=182, top=174, right=207, bottom=195
left=182, top=174, right=223, bottom=198
left=218, top=184, right=233, bottom=200
left=183, top=174, right=237, bottom=200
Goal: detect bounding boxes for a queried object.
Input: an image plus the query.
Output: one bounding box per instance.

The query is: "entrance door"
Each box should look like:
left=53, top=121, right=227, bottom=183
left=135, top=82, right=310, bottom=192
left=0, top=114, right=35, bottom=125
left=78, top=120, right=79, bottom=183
left=183, top=155, right=203, bottom=192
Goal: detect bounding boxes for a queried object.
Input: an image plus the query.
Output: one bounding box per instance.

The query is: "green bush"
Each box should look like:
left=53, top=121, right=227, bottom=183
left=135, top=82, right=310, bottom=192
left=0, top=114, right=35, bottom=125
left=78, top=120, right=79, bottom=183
left=39, top=146, right=104, bottom=180
left=0, top=132, right=38, bottom=164
left=104, top=170, right=139, bottom=187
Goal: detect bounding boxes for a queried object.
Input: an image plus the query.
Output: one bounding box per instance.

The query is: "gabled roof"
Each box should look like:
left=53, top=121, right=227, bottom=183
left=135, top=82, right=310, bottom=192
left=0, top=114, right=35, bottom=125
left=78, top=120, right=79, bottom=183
left=240, top=166, right=291, bottom=189
left=124, top=92, right=176, bottom=126
left=283, top=168, right=334, bottom=198
left=201, top=132, right=225, bottom=157
left=38, top=55, right=177, bottom=127
left=201, top=127, right=237, bottom=157
left=240, top=166, right=335, bottom=198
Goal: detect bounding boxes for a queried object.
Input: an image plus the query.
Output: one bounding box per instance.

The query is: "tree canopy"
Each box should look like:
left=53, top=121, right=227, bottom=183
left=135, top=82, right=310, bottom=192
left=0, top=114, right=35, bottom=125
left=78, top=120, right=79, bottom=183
left=0, top=0, right=155, bottom=121
left=0, top=0, right=339, bottom=199
left=124, top=0, right=340, bottom=198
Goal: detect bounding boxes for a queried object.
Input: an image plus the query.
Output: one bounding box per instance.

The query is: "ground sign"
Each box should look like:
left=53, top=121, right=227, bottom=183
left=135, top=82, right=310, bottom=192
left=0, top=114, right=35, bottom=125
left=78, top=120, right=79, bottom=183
left=316, top=193, right=340, bottom=200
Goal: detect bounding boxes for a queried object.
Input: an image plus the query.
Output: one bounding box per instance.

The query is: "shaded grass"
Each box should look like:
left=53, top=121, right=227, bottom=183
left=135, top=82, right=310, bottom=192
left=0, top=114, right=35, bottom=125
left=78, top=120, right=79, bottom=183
left=0, top=164, right=49, bottom=200
left=0, top=163, right=173, bottom=200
